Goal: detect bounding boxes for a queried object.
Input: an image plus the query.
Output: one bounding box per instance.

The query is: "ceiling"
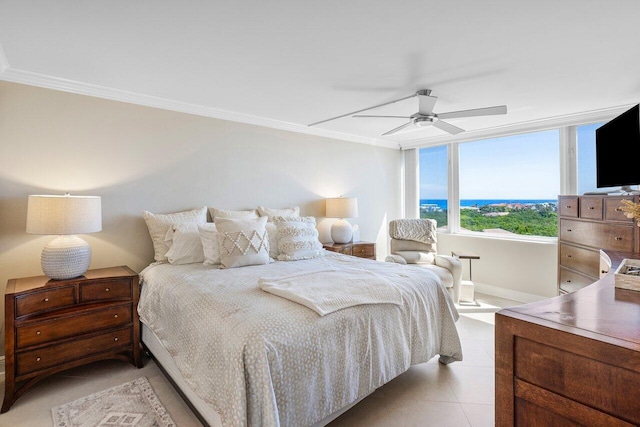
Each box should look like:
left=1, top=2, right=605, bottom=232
left=1, top=1, right=640, bottom=149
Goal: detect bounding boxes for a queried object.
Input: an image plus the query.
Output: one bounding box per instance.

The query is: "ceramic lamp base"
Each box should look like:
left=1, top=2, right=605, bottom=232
left=41, top=235, right=92, bottom=280
left=331, top=219, right=353, bottom=244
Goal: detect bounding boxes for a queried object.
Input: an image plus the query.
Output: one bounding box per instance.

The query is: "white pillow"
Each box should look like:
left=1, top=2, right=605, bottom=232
left=274, top=216, right=324, bottom=261
left=266, top=222, right=279, bottom=259
left=198, top=223, right=221, bottom=265
left=257, top=206, right=300, bottom=221
left=165, top=224, right=205, bottom=265
left=209, top=207, right=259, bottom=221
left=143, top=207, right=207, bottom=262
left=214, top=217, right=270, bottom=268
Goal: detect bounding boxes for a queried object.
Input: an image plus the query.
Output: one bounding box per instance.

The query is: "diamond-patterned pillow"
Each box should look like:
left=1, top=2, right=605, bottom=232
left=214, top=217, right=270, bottom=268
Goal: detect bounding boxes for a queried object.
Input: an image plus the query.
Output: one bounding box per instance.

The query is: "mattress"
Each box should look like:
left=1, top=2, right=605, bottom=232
left=138, top=253, right=462, bottom=427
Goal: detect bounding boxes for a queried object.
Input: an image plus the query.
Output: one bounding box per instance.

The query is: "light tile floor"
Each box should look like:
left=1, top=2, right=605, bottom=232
left=0, top=293, right=520, bottom=427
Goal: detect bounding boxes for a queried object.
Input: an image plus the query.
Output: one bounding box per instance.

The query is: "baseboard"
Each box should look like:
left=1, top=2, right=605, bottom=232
left=473, top=282, right=548, bottom=304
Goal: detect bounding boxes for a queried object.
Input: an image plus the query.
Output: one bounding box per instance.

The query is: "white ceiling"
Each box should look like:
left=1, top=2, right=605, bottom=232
left=1, top=1, right=640, bottom=149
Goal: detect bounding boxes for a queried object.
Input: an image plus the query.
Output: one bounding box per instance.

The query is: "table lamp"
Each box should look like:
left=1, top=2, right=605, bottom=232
left=326, top=197, right=358, bottom=244
left=26, top=194, right=102, bottom=280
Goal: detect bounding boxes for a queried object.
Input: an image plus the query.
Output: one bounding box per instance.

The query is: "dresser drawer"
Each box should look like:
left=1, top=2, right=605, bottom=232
left=16, top=304, right=132, bottom=348
left=559, top=244, right=600, bottom=277
left=558, top=196, right=579, bottom=218
left=579, top=196, right=603, bottom=220
left=559, top=267, right=595, bottom=293
left=16, top=327, right=132, bottom=377
left=15, top=286, right=76, bottom=317
left=605, top=196, right=635, bottom=222
left=352, top=244, right=374, bottom=258
left=560, top=219, right=634, bottom=252
left=80, top=280, right=131, bottom=302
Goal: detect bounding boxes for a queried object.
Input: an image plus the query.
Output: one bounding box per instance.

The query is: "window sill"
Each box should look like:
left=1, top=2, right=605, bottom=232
left=438, top=229, right=558, bottom=245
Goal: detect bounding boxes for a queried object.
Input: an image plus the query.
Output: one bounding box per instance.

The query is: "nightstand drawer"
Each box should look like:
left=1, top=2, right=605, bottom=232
left=16, top=304, right=132, bottom=348
left=15, top=286, right=76, bottom=317
left=352, top=244, right=374, bottom=258
left=16, top=327, right=132, bottom=376
left=80, top=280, right=131, bottom=302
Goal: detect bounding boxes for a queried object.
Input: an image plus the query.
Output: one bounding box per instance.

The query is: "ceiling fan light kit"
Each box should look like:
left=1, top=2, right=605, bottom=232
left=309, top=89, right=507, bottom=137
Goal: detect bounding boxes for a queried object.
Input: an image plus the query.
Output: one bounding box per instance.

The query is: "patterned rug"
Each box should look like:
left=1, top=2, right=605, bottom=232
left=51, top=377, right=176, bottom=427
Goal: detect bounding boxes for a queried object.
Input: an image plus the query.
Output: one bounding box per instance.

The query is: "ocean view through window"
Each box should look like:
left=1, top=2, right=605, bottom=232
left=420, top=130, right=560, bottom=237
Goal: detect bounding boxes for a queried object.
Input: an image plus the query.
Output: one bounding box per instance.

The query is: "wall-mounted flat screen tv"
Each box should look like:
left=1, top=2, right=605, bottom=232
left=596, top=104, right=640, bottom=192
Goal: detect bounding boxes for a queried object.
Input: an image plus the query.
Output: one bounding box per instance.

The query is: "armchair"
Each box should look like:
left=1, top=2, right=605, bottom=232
left=385, top=219, right=462, bottom=303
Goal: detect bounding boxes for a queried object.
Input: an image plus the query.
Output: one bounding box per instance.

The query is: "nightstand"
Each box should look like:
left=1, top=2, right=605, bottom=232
left=2, top=266, right=142, bottom=413
left=323, top=241, right=376, bottom=260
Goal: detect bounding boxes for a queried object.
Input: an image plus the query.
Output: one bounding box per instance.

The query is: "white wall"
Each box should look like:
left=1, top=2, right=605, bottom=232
left=0, top=81, right=403, bottom=353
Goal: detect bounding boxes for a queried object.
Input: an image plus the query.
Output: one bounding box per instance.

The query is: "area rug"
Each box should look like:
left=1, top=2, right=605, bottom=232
left=51, top=377, right=175, bottom=427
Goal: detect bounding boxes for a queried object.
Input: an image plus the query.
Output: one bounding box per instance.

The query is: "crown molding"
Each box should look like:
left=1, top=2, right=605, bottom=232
left=399, top=104, right=636, bottom=150
left=0, top=67, right=400, bottom=150
left=0, top=43, right=9, bottom=74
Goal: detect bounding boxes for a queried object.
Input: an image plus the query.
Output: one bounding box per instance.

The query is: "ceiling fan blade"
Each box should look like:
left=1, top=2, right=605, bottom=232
left=418, top=94, right=438, bottom=115
left=382, top=121, right=415, bottom=136
left=433, top=120, right=465, bottom=135
left=308, top=93, right=417, bottom=126
left=437, top=105, right=507, bottom=120
left=352, top=115, right=413, bottom=119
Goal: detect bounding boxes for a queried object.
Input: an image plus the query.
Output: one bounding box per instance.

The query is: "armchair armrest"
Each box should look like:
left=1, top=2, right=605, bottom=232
left=434, top=255, right=462, bottom=303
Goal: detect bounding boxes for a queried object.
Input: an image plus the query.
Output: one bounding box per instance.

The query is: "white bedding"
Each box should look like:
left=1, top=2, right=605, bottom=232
left=138, top=253, right=462, bottom=427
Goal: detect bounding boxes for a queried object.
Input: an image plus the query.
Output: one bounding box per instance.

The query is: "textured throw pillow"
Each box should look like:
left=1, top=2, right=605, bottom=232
left=165, top=224, right=205, bottom=265
left=257, top=206, right=300, bottom=221
left=266, top=222, right=279, bottom=259
left=214, top=217, right=270, bottom=268
left=143, top=207, right=207, bottom=262
left=209, top=207, right=259, bottom=221
left=198, top=223, right=222, bottom=265
left=274, top=216, right=324, bottom=261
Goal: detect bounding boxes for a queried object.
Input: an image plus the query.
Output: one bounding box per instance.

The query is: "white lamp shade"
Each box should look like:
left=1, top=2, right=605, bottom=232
left=326, top=197, right=359, bottom=219
left=27, top=195, right=102, bottom=235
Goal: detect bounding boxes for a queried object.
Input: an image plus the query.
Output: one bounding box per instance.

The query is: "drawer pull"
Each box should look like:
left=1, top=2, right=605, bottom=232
left=567, top=280, right=572, bottom=283
left=589, top=206, right=595, bottom=210
left=566, top=205, right=572, bottom=208
left=616, top=208, right=623, bottom=212
left=36, top=357, right=41, bottom=362
left=114, top=337, right=119, bottom=342
left=566, top=254, right=572, bottom=258
left=36, top=331, right=41, bottom=335
left=566, top=229, right=572, bottom=232
left=114, top=314, right=118, bottom=318
left=602, top=270, right=608, bottom=274
left=105, top=288, right=110, bottom=292
left=615, top=237, right=623, bottom=241
left=43, top=298, right=49, bottom=302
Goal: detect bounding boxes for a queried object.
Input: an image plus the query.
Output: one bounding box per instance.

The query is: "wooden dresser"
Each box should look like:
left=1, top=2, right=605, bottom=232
left=557, top=194, right=639, bottom=294
left=322, top=241, right=376, bottom=260
left=2, top=266, right=142, bottom=412
left=496, top=250, right=640, bottom=426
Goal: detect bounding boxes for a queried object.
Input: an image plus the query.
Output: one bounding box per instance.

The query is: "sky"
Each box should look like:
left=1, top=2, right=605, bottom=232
left=420, top=124, right=607, bottom=200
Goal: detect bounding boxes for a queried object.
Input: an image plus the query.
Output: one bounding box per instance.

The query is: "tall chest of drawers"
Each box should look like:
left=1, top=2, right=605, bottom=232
left=557, top=195, right=639, bottom=294
left=2, top=266, right=142, bottom=412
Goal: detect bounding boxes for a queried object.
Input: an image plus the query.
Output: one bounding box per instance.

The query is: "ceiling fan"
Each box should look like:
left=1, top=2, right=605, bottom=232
left=309, top=89, right=507, bottom=136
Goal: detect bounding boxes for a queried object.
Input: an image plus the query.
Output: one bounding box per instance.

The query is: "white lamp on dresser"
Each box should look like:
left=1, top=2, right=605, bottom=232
left=26, top=193, right=102, bottom=280
left=326, top=197, right=359, bottom=244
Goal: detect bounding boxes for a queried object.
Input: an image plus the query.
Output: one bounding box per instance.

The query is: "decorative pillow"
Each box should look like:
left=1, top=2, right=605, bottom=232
left=214, top=217, right=270, bottom=268
left=266, top=222, right=279, bottom=259
left=273, top=216, right=324, bottom=261
left=209, top=207, right=259, bottom=221
left=143, top=207, right=207, bottom=262
left=198, top=223, right=221, bottom=265
left=165, top=224, right=205, bottom=265
left=257, top=206, right=300, bottom=221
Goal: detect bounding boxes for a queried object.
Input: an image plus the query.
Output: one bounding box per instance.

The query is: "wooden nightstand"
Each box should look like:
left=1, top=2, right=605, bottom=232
left=2, top=266, right=142, bottom=413
left=323, top=241, right=376, bottom=260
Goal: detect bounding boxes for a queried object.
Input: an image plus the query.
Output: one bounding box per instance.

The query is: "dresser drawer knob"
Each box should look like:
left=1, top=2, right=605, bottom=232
left=589, top=206, right=595, bottom=210
left=567, top=229, right=572, bottom=232
left=43, top=298, right=49, bottom=302
left=566, top=205, right=572, bottom=208
left=114, top=337, right=119, bottom=342
left=567, top=280, right=572, bottom=283
left=615, top=237, right=623, bottom=240
left=566, top=254, right=572, bottom=258
left=114, top=314, right=118, bottom=318
left=616, top=208, right=623, bottom=212
left=105, top=288, right=110, bottom=292
left=36, top=331, right=41, bottom=335
left=36, top=357, right=41, bottom=362
left=602, top=270, right=608, bottom=274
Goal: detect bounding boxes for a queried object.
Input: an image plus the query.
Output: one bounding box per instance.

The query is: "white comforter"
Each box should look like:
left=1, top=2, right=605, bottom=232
left=138, top=253, right=462, bottom=427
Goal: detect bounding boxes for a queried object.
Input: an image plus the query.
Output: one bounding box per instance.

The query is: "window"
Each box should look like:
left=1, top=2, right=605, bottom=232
left=577, top=122, right=619, bottom=194
left=457, top=130, right=560, bottom=237
left=419, top=145, right=448, bottom=229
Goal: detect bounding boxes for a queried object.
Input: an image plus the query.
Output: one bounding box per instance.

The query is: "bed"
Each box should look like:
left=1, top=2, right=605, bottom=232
left=138, top=252, right=462, bottom=427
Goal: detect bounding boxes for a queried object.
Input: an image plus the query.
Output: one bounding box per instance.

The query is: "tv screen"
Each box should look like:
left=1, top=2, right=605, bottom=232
left=596, top=104, right=640, bottom=189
